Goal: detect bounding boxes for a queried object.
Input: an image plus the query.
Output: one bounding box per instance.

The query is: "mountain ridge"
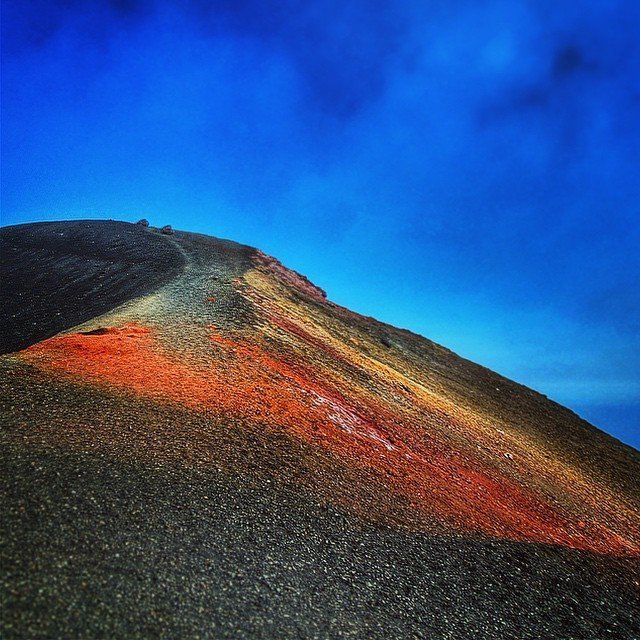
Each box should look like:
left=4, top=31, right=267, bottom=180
left=1, top=219, right=639, bottom=639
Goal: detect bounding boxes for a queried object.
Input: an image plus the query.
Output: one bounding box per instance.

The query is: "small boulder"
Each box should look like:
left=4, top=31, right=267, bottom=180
left=380, top=335, right=392, bottom=348
left=136, top=218, right=150, bottom=227
left=160, top=225, right=174, bottom=235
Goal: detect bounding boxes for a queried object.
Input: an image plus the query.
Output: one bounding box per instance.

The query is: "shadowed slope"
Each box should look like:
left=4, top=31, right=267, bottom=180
left=0, top=220, right=186, bottom=354
left=1, top=220, right=639, bottom=639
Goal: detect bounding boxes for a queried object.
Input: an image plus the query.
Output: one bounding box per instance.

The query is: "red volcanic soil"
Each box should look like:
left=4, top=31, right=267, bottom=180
left=22, top=323, right=637, bottom=555
left=254, top=250, right=327, bottom=302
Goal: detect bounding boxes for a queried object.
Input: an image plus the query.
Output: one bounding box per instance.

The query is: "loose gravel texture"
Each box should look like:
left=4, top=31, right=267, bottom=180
left=1, top=220, right=639, bottom=639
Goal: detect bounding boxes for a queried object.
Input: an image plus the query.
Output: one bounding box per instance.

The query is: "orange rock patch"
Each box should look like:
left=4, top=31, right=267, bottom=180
left=21, top=324, right=637, bottom=555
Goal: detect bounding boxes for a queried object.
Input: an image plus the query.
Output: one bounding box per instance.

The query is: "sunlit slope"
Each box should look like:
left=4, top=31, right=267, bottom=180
left=4, top=220, right=637, bottom=552
left=1, top=220, right=639, bottom=639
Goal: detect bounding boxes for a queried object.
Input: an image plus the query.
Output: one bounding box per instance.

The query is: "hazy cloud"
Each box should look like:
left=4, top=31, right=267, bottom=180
left=2, top=0, right=639, bottom=444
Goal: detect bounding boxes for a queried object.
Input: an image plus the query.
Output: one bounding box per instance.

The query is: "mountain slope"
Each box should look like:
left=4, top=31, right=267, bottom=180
left=0, top=220, right=185, bottom=354
left=1, top=220, right=639, bottom=639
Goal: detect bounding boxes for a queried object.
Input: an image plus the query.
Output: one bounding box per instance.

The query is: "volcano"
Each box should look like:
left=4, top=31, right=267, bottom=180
left=1, top=220, right=639, bottom=639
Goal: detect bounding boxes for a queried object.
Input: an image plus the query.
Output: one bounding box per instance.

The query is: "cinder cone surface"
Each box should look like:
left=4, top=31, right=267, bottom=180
left=2, top=220, right=639, bottom=639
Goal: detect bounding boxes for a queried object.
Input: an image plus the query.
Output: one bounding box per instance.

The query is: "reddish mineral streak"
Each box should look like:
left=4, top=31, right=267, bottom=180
left=22, top=324, right=637, bottom=555
left=254, top=251, right=327, bottom=302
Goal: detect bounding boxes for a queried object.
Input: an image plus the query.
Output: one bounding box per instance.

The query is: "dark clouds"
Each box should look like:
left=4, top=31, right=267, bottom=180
left=196, top=0, right=409, bottom=117
left=2, top=0, right=639, bottom=445
left=3, top=0, right=409, bottom=118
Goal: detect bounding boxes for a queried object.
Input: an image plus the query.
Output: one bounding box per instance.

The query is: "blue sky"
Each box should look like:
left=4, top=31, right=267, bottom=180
left=2, top=0, right=639, bottom=448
